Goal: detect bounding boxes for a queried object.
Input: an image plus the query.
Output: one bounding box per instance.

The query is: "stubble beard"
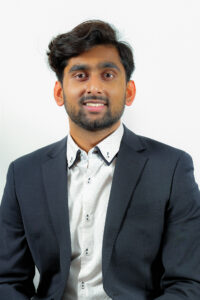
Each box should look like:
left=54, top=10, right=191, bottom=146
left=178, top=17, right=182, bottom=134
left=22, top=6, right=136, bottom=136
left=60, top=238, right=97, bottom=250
left=63, top=93, right=126, bottom=132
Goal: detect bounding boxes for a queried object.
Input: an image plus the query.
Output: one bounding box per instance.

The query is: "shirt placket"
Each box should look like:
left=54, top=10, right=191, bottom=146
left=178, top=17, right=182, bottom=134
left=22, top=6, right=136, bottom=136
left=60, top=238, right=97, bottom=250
left=78, top=151, right=102, bottom=297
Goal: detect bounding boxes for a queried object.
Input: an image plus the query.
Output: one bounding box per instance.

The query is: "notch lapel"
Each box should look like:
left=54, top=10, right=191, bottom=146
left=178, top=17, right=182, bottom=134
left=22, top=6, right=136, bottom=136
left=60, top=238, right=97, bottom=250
left=42, top=137, right=71, bottom=273
left=102, top=127, right=148, bottom=278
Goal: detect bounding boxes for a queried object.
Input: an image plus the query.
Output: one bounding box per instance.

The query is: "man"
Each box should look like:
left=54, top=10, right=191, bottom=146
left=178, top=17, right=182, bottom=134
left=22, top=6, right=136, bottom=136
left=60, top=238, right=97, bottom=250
left=0, top=19, right=200, bottom=300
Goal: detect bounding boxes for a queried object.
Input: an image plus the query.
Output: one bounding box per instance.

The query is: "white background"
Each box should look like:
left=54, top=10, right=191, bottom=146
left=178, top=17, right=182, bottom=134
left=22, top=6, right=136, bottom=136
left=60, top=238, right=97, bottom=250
left=1, top=0, right=200, bottom=200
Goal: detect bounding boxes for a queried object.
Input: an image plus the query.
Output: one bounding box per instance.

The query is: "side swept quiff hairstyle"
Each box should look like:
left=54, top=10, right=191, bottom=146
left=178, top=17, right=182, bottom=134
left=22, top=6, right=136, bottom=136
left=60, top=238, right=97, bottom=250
left=47, top=20, right=135, bottom=83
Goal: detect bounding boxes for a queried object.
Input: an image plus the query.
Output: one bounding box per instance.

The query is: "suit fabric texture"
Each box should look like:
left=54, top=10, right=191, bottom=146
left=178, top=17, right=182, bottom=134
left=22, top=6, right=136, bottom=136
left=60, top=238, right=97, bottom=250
left=0, top=124, right=200, bottom=300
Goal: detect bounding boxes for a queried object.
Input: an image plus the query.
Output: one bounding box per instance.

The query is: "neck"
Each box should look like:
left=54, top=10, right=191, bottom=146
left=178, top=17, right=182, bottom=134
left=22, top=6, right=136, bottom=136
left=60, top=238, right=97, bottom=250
left=69, top=120, right=121, bottom=153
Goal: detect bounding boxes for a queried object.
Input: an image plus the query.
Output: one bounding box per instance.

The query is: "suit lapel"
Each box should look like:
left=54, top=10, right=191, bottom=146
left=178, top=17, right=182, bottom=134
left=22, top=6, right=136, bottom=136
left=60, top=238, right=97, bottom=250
left=42, top=137, right=71, bottom=272
left=102, top=126, right=148, bottom=278
left=41, top=127, right=148, bottom=281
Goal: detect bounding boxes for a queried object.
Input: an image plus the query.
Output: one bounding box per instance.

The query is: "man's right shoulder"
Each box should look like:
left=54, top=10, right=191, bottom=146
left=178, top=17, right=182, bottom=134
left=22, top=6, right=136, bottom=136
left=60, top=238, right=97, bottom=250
left=12, top=136, right=67, bottom=168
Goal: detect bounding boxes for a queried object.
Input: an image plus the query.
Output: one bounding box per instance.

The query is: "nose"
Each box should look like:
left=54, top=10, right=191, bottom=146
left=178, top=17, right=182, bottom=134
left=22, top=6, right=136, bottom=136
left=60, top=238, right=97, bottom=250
left=85, top=75, right=103, bottom=95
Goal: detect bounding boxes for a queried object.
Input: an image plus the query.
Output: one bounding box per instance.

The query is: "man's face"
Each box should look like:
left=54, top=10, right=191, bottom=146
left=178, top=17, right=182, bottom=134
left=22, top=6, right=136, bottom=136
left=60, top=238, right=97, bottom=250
left=55, top=45, right=133, bottom=132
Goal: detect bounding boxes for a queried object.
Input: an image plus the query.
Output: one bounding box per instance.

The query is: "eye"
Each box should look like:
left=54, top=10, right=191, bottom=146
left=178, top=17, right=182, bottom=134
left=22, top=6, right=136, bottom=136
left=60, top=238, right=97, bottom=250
left=103, top=71, right=115, bottom=79
left=74, top=72, right=88, bottom=80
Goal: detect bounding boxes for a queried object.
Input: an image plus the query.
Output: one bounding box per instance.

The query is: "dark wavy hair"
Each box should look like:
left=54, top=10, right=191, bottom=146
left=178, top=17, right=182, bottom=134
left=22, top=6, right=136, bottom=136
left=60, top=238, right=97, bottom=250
left=47, top=20, right=135, bottom=83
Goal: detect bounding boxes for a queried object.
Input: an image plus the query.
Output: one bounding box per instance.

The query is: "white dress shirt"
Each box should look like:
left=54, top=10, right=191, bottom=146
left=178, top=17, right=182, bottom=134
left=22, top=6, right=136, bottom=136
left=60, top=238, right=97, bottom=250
left=62, top=122, right=124, bottom=300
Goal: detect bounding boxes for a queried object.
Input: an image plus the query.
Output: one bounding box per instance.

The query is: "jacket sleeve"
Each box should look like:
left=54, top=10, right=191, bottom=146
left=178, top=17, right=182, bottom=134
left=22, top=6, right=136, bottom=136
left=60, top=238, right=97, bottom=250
left=0, top=162, right=36, bottom=300
left=154, top=151, right=200, bottom=299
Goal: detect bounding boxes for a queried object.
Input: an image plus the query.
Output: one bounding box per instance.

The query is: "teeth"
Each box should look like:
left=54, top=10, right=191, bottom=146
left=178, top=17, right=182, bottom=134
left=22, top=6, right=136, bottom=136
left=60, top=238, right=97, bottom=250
left=85, top=103, right=105, bottom=107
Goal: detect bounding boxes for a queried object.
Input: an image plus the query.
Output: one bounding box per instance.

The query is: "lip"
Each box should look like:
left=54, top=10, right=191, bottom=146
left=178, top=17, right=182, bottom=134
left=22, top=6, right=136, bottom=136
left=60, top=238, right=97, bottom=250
left=83, top=103, right=107, bottom=112
left=83, top=99, right=107, bottom=105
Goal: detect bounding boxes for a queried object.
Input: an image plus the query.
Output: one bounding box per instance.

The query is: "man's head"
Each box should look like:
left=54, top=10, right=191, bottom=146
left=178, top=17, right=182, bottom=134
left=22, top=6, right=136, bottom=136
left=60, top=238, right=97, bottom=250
left=47, top=20, right=135, bottom=84
left=47, top=20, right=136, bottom=132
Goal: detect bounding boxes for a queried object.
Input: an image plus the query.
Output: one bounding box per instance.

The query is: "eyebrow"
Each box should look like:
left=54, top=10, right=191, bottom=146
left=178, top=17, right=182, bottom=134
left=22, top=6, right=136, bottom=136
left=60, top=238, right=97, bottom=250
left=68, top=62, right=121, bottom=73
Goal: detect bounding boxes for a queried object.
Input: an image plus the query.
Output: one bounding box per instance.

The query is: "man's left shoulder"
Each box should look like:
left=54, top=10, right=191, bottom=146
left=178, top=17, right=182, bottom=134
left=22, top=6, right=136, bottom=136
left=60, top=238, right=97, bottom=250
left=138, top=133, right=186, bottom=156
left=124, top=126, right=192, bottom=165
left=140, top=133, right=194, bottom=168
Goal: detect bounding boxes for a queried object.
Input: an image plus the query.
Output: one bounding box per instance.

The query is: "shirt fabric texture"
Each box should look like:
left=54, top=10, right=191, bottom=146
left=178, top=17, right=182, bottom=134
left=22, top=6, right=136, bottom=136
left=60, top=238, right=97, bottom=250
left=62, top=123, right=124, bottom=300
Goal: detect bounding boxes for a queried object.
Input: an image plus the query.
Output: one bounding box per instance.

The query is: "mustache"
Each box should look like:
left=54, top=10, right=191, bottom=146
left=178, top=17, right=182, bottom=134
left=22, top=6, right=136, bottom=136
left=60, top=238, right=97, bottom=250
left=79, top=95, right=109, bottom=105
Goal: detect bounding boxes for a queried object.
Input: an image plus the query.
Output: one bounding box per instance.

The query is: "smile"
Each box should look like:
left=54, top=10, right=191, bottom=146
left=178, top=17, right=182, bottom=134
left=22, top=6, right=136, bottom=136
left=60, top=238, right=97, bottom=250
left=83, top=103, right=107, bottom=112
left=85, top=103, right=105, bottom=107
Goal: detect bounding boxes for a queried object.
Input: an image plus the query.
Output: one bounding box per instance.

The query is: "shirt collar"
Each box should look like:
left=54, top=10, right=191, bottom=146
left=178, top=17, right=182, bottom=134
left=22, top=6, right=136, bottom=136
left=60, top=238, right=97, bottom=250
left=67, top=122, right=124, bottom=168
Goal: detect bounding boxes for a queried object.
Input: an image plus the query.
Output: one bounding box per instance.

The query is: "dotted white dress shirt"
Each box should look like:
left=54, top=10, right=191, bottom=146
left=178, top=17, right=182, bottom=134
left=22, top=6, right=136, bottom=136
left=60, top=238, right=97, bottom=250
left=62, top=122, right=124, bottom=300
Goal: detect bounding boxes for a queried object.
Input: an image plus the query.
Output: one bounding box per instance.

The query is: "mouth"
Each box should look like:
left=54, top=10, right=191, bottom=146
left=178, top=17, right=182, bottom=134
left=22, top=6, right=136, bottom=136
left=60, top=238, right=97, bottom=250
left=82, top=100, right=107, bottom=113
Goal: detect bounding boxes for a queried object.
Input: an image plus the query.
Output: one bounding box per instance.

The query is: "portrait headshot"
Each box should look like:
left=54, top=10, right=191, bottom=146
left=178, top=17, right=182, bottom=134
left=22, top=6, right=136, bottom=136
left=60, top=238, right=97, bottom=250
left=0, top=1, right=200, bottom=300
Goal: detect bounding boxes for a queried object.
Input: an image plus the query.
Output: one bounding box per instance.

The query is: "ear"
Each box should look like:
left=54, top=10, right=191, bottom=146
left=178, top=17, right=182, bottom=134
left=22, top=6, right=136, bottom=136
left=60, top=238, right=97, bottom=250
left=125, top=80, right=136, bottom=106
left=54, top=81, right=64, bottom=106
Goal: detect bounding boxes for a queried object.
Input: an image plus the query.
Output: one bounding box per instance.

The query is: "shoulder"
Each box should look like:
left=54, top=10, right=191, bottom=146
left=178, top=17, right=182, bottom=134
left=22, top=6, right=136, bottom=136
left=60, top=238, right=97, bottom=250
left=12, top=136, right=67, bottom=169
left=139, top=134, right=184, bottom=156
left=123, top=125, right=192, bottom=164
left=139, top=134, right=194, bottom=168
left=123, top=127, right=198, bottom=191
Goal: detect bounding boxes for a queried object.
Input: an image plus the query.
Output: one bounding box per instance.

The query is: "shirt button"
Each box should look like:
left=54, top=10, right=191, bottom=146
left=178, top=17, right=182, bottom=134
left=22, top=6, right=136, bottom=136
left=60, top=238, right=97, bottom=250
left=87, top=177, right=91, bottom=183
left=86, top=214, right=89, bottom=221
left=85, top=248, right=89, bottom=255
left=81, top=281, right=85, bottom=289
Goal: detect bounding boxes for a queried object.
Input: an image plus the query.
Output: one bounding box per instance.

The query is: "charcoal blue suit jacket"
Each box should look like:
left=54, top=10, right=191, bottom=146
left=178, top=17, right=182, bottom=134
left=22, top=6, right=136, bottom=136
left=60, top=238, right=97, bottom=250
left=1, top=124, right=200, bottom=300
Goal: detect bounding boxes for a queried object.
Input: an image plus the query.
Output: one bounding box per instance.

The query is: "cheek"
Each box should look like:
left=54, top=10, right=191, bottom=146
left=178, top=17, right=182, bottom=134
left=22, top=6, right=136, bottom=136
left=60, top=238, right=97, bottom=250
left=64, top=81, right=83, bottom=99
left=109, top=89, right=126, bottom=108
left=109, top=81, right=126, bottom=98
left=65, top=88, right=78, bottom=99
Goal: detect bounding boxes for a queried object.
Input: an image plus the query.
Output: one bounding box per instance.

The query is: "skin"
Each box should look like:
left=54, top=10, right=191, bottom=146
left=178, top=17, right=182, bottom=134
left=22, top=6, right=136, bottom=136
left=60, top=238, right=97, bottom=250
left=54, top=44, right=136, bottom=153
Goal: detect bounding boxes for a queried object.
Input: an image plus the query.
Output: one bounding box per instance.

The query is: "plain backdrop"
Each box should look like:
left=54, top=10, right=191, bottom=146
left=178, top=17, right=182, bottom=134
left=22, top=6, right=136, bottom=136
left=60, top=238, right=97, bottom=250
left=0, top=0, right=200, bottom=198
left=0, top=0, right=200, bottom=288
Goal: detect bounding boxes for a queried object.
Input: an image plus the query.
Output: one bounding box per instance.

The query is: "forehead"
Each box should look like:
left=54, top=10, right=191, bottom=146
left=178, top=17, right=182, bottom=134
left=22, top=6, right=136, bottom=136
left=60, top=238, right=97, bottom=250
left=64, top=45, right=124, bottom=72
